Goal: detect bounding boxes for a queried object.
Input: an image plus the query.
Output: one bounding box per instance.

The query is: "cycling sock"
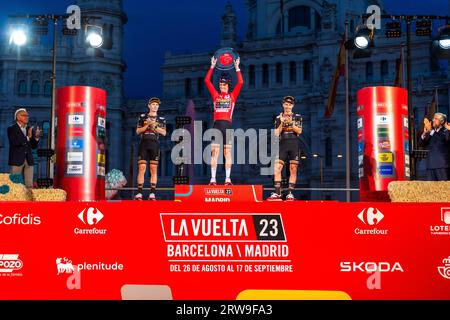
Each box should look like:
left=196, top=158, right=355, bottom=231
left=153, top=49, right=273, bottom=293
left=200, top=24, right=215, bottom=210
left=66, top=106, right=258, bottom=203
left=274, top=181, right=282, bottom=195
left=150, top=184, right=156, bottom=194
left=289, top=183, right=295, bottom=193
left=137, top=184, right=143, bottom=194
left=226, top=168, right=231, bottom=180
left=211, top=168, right=217, bottom=181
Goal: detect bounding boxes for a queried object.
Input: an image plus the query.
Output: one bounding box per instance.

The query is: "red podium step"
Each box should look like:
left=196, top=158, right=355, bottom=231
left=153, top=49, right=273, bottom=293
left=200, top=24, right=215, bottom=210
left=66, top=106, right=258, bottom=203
left=174, top=185, right=263, bottom=203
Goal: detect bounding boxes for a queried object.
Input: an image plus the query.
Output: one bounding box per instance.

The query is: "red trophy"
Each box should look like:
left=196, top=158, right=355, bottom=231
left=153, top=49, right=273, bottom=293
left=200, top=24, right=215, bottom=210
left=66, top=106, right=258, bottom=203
left=214, top=47, right=239, bottom=71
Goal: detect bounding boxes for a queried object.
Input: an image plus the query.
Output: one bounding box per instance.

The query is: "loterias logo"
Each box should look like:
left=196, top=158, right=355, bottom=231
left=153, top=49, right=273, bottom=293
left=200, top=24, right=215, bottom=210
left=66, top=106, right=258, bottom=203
left=438, top=256, right=450, bottom=280
left=74, top=207, right=107, bottom=235
left=354, top=207, right=388, bottom=235
left=430, top=208, right=450, bottom=236
left=0, top=254, right=23, bottom=276
left=0, top=213, right=41, bottom=225
left=340, top=261, right=404, bottom=273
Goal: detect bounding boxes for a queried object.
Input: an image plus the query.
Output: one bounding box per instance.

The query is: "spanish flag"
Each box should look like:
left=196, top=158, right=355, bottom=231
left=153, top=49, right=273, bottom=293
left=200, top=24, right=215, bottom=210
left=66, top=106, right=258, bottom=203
left=325, top=40, right=346, bottom=118
left=427, top=90, right=438, bottom=118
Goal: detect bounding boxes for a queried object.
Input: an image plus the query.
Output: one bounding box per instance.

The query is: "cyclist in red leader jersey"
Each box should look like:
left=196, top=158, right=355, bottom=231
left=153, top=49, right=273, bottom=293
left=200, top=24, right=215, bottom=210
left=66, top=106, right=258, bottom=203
left=205, top=56, right=243, bottom=186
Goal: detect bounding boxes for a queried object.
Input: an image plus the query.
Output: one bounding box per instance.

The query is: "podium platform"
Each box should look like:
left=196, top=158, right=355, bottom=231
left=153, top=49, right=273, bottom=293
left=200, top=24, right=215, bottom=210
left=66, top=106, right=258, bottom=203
left=174, top=185, right=263, bottom=202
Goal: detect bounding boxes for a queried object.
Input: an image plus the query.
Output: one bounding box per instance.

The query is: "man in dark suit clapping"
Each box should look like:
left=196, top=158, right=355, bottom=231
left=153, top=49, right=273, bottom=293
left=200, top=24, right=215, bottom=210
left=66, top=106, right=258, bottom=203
left=7, top=108, right=41, bottom=188
left=420, top=113, right=450, bottom=181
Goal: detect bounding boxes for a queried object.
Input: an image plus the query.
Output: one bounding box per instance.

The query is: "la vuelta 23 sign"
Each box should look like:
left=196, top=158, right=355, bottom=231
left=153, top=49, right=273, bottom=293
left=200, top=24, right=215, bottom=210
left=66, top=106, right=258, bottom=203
left=161, top=214, right=291, bottom=273
left=0, top=202, right=449, bottom=300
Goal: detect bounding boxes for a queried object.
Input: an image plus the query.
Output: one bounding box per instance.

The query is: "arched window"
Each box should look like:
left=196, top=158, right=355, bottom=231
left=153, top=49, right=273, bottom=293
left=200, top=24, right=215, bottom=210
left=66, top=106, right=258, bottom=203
left=184, top=78, right=191, bottom=97
left=289, top=6, right=311, bottom=31
left=289, top=61, right=297, bottom=83
left=315, top=10, right=322, bottom=31
left=303, top=60, right=312, bottom=82
left=197, top=77, right=203, bottom=96
left=18, top=80, right=27, bottom=96
left=381, top=60, right=389, bottom=80
left=262, top=64, right=269, bottom=86
left=325, top=138, right=332, bottom=167
left=31, top=80, right=40, bottom=95
left=44, top=81, right=52, bottom=96
left=366, top=62, right=373, bottom=81
left=276, top=63, right=282, bottom=84
left=248, top=65, right=255, bottom=87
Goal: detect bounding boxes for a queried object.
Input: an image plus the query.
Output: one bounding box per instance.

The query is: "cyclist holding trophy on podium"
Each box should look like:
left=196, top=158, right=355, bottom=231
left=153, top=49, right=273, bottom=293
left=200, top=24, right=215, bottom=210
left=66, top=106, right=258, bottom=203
left=204, top=48, right=244, bottom=186
left=268, top=96, right=303, bottom=201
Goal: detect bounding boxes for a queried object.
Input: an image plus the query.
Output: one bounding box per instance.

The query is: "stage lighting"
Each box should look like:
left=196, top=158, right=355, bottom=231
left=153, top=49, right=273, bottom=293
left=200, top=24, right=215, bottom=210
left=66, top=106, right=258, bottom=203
left=432, top=25, right=450, bottom=59
left=347, top=25, right=374, bottom=59
left=354, top=26, right=372, bottom=49
left=85, top=25, right=103, bottom=48
left=385, top=21, right=402, bottom=38
left=9, top=29, right=27, bottom=46
left=416, top=19, right=432, bottom=37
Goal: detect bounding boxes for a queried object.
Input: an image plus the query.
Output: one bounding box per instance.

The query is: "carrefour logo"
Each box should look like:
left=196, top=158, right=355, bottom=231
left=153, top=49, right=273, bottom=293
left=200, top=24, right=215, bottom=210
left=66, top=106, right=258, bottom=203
left=75, top=207, right=107, bottom=235
left=78, top=207, right=104, bottom=225
left=358, top=207, right=384, bottom=225
left=355, top=207, right=388, bottom=236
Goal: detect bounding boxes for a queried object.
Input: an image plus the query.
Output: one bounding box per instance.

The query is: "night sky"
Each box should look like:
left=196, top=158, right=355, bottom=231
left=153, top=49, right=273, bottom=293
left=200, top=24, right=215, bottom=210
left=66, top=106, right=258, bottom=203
left=0, top=0, right=448, bottom=98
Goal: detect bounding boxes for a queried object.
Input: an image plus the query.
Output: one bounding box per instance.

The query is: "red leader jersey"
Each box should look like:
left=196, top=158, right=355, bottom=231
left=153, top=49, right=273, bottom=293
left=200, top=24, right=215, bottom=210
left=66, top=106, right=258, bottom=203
left=205, top=67, right=244, bottom=123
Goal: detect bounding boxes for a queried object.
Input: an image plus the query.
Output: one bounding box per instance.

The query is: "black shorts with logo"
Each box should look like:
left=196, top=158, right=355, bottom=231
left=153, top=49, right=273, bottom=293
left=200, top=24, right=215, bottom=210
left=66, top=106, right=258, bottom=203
left=212, top=120, right=233, bottom=146
left=278, top=138, right=300, bottom=164
left=138, top=137, right=160, bottom=163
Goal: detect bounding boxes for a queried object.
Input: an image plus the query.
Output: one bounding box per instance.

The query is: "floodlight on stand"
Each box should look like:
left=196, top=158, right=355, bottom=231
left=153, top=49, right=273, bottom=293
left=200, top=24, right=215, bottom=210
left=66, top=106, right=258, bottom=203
left=85, top=24, right=103, bottom=48
left=9, top=27, right=28, bottom=46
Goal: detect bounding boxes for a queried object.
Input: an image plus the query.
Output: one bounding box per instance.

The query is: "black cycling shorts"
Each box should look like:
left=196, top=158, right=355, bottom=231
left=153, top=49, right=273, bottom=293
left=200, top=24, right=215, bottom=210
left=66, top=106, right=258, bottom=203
left=278, top=139, right=300, bottom=164
left=138, top=138, right=160, bottom=163
left=212, top=120, right=233, bottom=146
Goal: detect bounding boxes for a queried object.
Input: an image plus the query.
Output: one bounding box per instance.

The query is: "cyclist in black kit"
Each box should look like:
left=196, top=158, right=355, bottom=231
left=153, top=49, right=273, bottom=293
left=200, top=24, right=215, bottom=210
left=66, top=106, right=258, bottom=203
left=268, top=96, right=303, bottom=201
left=135, top=97, right=167, bottom=201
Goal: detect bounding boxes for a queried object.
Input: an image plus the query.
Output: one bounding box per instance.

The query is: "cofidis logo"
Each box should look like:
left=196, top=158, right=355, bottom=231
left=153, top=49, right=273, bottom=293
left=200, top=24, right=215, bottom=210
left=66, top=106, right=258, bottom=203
left=0, top=213, right=41, bottom=225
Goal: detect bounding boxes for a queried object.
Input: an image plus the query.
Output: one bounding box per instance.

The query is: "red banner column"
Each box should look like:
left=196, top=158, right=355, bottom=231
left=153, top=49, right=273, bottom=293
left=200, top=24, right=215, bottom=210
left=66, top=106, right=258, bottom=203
left=54, top=86, right=107, bottom=201
left=357, top=86, right=410, bottom=202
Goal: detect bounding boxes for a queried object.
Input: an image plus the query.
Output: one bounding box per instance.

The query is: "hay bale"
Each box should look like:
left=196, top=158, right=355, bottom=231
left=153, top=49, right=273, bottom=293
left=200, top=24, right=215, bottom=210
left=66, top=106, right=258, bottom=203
left=388, top=181, right=450, bottom=203
left=0, top=174, right=32, bottom=201
left=31, top=189, right=67, bottom=202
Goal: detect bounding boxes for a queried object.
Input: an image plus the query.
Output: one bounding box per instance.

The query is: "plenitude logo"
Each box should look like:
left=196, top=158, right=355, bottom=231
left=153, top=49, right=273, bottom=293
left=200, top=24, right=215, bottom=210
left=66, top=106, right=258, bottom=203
left=56, top=257, right=124, bottom=276
left=354, top=207, right=388, bottom=235
left=73, top=207, right=107, bottom=235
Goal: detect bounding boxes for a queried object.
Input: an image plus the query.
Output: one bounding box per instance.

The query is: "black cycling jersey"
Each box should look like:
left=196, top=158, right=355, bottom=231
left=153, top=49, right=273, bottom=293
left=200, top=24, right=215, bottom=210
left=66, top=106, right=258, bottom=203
left=138, top=113, right=166, bottom=140
left=275, top=113, right=303, bottom=140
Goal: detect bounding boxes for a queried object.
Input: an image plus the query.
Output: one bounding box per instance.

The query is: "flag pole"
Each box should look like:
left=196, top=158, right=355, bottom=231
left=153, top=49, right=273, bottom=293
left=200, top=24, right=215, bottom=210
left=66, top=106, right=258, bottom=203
left=435, top=87, right=439, bottom=112
left=345, top=19, right=351, bottom=202
left=401, top=44, right=406, bottom=88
